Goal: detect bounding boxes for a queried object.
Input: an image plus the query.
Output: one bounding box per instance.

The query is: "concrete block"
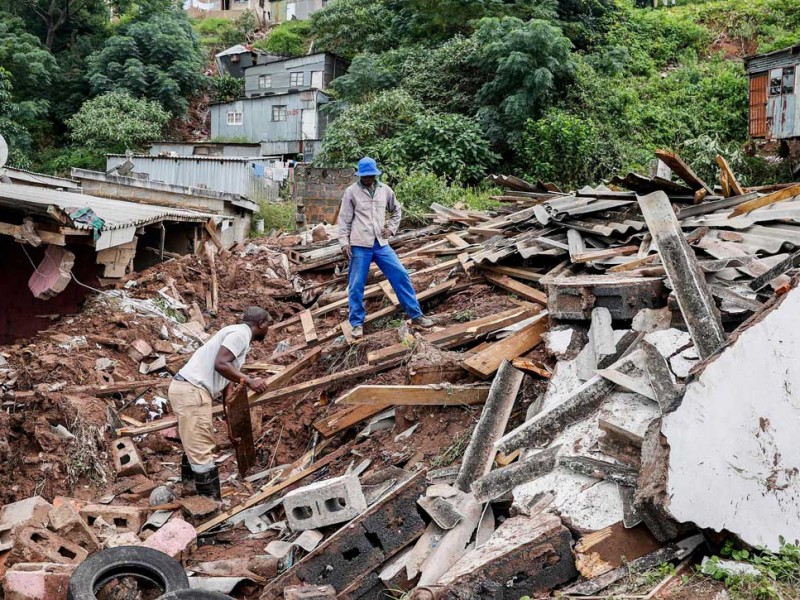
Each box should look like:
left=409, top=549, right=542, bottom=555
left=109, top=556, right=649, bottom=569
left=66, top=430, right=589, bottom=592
left=2, top=563, right=74, bottom=600
left=0, top=497, right=53, bottom=552
left=284, top=473, right=367, bottom=531
left=80, top=504, right=145, bottom=534
left=143, top=517, right=197, bottom=560
left=7, top=527, right=88, bottom=567
left=296, top=523, right=384, bottom=591
left=111, top=437, right=146, bottom=477
left=545, top=275, right=664, bottom=320
left=48, top=502, right=100, bottom=553
left=284, top=584, right=336, bottom=600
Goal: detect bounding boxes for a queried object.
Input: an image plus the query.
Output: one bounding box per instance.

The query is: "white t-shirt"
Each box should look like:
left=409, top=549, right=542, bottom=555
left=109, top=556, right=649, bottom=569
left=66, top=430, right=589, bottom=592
left=178, top=324, right=252, bottom=397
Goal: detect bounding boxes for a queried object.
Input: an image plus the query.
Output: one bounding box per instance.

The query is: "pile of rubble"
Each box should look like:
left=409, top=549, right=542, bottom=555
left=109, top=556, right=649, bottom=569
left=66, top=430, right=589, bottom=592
left=2, top=149, right=800, bottom=599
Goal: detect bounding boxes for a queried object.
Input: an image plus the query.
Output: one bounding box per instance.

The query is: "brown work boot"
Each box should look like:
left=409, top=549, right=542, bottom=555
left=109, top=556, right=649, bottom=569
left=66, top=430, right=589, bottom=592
left=412, top=316, right=434, bottom=328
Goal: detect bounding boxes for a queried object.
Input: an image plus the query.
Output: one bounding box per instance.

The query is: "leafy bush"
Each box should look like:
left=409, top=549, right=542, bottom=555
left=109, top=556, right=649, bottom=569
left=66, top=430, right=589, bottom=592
left=311, top=0, right=395, bottom=59
left=209, top=75, right=244, bottom=102
left=87, top=4, right=206, bottom=116
left=35, top=146, right=108, bottom=175
left=0, top=68, right=33, bottom=168
left=254, top=20, right=311, bottom=57
left=68, top=91, right=170, bottom=151
left=192, top=16, right=236, bottom=47
left=252, top=200, right=295, bottom=234
left=393, top=170, right=500, bottom=224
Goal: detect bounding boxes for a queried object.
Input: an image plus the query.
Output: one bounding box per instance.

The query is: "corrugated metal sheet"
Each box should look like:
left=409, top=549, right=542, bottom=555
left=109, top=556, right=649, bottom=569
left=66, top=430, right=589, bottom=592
left=106, top=155, right=283, bottom=202
left=680, top=197, right=800, bottom=229
left=705, top=224, right=800, bottom=255
left=746, top=45, right=800, bottom=74
left=4, top=167, right=80, bottom=189
left=0, top=183, right=222, bottom=231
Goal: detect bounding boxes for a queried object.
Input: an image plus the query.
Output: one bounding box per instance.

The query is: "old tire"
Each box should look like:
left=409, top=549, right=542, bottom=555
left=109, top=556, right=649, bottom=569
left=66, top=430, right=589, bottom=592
left=67, top=546, right=190, bottom=600
left=158, top=592, right=234, bottom=599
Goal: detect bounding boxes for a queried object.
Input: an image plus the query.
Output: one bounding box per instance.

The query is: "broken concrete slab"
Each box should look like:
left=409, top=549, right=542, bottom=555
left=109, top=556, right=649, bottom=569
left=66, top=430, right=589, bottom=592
left=660, top=284, right=800, bottom=551
left=545, top=274, right=664, bottom=320
left=559, top=455, right=639, bottom=487
left=416, top=496, right=463, bottom=530
left=143, top=516, right=197, bottom=560
left=48, top=502, right=100, bottom=554
left=471, top=445, right=560, bottom=502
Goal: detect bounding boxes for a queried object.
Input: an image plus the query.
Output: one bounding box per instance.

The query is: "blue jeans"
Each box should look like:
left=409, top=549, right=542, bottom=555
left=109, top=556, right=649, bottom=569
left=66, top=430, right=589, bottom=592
left=348, top=242, right=423, bottom=327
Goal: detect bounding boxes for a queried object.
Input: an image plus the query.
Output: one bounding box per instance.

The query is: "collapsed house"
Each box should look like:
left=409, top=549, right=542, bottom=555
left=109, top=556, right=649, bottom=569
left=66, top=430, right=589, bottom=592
left=1, top=150, right=800, bottom=599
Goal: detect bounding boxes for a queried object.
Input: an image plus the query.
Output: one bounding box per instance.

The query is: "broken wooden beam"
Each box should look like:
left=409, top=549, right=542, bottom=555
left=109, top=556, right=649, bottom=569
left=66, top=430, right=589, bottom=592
left=313, top=404, right=388, bottom=437
left=573, top=522, right=663, bottom=580
left=482, top=271, right=547, bottom=305
left=571, top=245, right=639, bottom=264
left=462, top=312, right=548, bottom=379
left=222, top=383, right=256, bottom=476
left=298, top=310, right=317, bottom=345
left=264, top=346, right=322, bottom=389
left=654, top=149, right=713, bottom=195
left=729, top=182, right=800, bottom=217
left=638, top=191, right=724, bottom=359
left=338, top=384, right=490, bottom=406
left=454, top=361, right=524, bottom=493
left=715, top=154, right=744, bottom=197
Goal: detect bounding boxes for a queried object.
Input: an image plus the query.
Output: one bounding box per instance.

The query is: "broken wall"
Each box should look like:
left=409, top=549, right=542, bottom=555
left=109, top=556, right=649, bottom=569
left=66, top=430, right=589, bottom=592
left=0, top=238, right=99, bottom=343
left=294, top=167, right=354, bottom=225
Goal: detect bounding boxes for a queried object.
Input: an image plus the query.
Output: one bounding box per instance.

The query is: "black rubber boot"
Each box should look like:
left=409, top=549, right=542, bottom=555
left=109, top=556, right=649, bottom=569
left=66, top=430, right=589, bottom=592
left=181, top=454, right=195, bottom=493
left=194, top=466, right=221, bottom=501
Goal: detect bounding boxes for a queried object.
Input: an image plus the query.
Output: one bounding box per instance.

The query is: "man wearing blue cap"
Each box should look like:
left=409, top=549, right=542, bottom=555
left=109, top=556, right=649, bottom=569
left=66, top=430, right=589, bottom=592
left=337, top=157, right=434, bottom=338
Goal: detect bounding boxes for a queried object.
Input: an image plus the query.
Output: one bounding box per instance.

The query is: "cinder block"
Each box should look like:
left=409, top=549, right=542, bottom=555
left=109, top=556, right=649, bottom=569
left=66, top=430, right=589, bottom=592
left=546, top=275, right=664, bottom=320
left=296, top=523, right=384, bottom=590
left=80, top=504, right=145, bottom=533
left=283, top=584, right=337, bottom=600
left=111, top=437, right=146, bottom=477
left=6, top=527, right=88, bottom=567
left=2, top=563, right=74, bottom=600
left=284, top=473, right=367, bottom=531
left=48, top=502, right=100, bottom=553
left=0, top=497, right=53, bottom=552
left=143, top=517, right=196, bottom=560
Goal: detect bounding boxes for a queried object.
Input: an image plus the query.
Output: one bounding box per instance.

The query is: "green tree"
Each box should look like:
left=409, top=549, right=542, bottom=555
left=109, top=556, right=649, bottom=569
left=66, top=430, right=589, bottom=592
left=86, top=3, right=205, bottom=116
left=0, top=68, right=33, bottom=167
left=471, top=17, right=575, bottom=147
left=254, top=20, right=311, bottom=57
left=310, top=0, right=395, bottom=59
left=209, top=74, right=244, bottom=102
left=68, top=91, right=170, bottom=151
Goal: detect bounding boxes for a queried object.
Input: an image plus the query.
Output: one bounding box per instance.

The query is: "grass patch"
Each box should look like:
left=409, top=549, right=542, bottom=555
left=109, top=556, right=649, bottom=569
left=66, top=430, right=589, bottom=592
left=253, top=20, right=312, bottom=56
left=252, top=200, right=295, bottom=235
left=430, top=425, right=474, bottom=469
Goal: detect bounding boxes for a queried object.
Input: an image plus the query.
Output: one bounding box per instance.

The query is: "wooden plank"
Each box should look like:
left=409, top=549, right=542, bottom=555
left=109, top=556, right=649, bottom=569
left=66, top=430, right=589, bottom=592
left=339, top=384, right=490, bottom=406
left=607, top=254, right=659, bottom=273
left=716, top=154, right=744, bottom=197
left=478, top=264, right=542, bottom=282
left=222, top=383, right=256, bottom=477
left=340, top=320, right=355, bottom=345
left=729, top=182, right=800, bottom=217
left=204, top=220, right=224, bottom=251
left=654, top=149, right=713, bottom=194
left=0, top=221, right=67, bottom=246
left=379, top=280, right=399, bottom=305
left=313, top=404, right=387, bottom=437
left=445, top=232, right=470, bottom=249
left=242, top=363, right=283, bottom=373
left=571, top=245, right=639, bottom=264
left=511, top=358, right=551, bottom=378
left=264, top=346, right=322, bottom=389
left=482, top=271, right=547, bottom=305
left=118, top=358, right=405, bottom=436
left=196, top=444, right=351, bottom=534
left=367, top=306, right=538, bottom=364
left=575, top=522, right=662, bottom=579
left=204, top=242, right=218, bottom=313
left=298, top=310, right=317, bottom=345
left=462, top=312, right=549, bottom=379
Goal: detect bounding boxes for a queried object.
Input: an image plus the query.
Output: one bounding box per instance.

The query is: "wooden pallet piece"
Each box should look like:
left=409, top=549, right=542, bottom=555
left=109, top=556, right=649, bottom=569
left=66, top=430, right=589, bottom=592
left=462, top=312, right=549, bottom=378
left=482, top=271, right=547, bottom=305
left=339, top=384, right=490, bottom=406
left=299, top=310, right=318, bottom=345
left=379, top=280, right=399, bottom=305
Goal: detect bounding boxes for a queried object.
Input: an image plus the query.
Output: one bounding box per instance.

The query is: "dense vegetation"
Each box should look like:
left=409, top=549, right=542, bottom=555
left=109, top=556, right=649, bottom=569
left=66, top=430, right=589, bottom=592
left=0, top=0, right=798, bottom=191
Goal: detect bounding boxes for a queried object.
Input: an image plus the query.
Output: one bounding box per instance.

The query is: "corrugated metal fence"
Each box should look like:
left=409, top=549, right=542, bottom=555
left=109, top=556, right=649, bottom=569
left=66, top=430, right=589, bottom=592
left=106, top=155, right=284, bottom=203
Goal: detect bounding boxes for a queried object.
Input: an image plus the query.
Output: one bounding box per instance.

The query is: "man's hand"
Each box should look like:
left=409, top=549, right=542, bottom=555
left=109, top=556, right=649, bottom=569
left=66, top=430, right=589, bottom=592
left=342, top=244, right=352, bottom=260
left=381, top=227, right=392, bottom=239
left=246, top=377, right=268, bottom=393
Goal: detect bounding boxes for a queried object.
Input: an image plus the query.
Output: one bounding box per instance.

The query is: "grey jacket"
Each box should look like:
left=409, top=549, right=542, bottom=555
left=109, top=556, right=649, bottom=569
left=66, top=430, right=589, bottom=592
left=337, top=182, right=401, bottom=249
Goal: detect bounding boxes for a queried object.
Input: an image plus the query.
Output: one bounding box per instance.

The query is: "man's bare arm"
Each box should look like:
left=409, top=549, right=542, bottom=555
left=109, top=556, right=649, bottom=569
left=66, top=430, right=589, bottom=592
left=214, top=347, right=267, bottom=392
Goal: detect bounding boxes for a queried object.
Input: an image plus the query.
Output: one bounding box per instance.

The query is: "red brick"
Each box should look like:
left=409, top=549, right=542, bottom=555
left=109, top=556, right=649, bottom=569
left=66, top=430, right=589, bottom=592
left=48, top=503, right=100, bottom=554
left=2, top=563, right=73, bottom=600
left=6, top=527, right=88, bottom=567
left=143, top=517, right=196, bottom=561
left=111, top=437, right=146, bottom=477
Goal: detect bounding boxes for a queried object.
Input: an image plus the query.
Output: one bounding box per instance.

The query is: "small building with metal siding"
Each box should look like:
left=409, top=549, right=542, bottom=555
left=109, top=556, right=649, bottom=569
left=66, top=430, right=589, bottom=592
left=210, top=90, right=330, bottom=159
left=745, top=45, right=800, bottom=140
left=105, top=154, right=284, bottom=206
left=244, top=53, right=347, bottom=97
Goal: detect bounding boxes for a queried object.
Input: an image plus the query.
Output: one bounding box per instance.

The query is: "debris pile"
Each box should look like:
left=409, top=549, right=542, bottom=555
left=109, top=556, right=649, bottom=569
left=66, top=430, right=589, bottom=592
left=2, top=150, right=800, bottom=598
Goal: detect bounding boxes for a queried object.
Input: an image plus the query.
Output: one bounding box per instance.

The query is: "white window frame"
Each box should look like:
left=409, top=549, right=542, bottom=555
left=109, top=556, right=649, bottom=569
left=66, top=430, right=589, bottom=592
left=289, top=71, right=304, bottom=87
left=272, top=105, right=287, bottom=122
left=227, top=111, right=243, bottom=125
left=258, top=74, right=272, bottom=90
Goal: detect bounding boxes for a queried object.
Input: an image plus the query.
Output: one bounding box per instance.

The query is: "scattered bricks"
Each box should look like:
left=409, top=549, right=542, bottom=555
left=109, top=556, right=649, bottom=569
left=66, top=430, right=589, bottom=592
left=48, top=503, right=100, bottom=554
left=28, top=245, right=75, bottom=300
left=2, top=563, right=74, bottom=600
left=284, top=584, right=337, bottom=600
left=6, top=527, right=88, bottom=567
left=437, top=512, right=578, bottom=600
left=0, top=497, right=53, bottom=552
left=143, top=517, right=197, bottom=561
left=80, top=504, right=145, bottom=534
left=545, top=274, right=664, bottom=320
left=296, top=522, right=384, bottom=591
left=127, top=339, right=153, bottom=362
left=284, top=473, right=367, bottom=531
left=111, top=437, right=146, bottom=477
